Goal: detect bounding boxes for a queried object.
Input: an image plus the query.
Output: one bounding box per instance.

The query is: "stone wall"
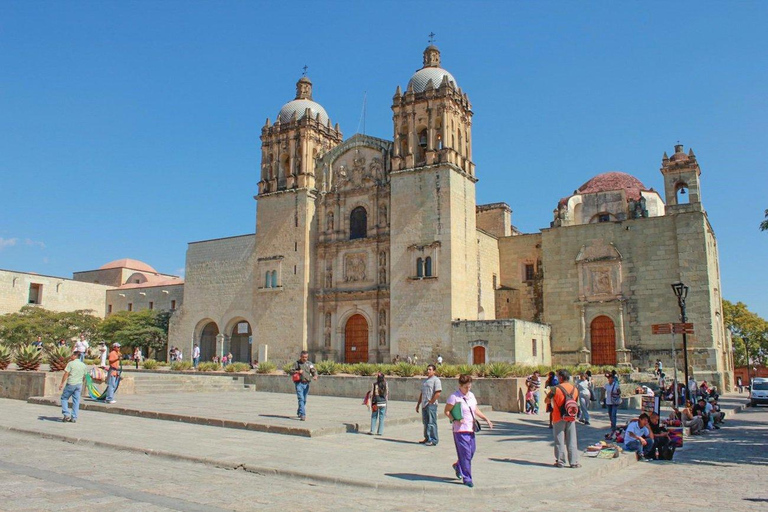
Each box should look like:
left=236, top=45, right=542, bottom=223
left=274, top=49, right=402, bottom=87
left=0, top=270, right=112, bottom=317
left=450, top=319, right=551, bottom=366
left=497, top=233, right=542, bottom=322
left=106, top=284, right=184, bottom=315
left=0, top=370, right=134, bottom=400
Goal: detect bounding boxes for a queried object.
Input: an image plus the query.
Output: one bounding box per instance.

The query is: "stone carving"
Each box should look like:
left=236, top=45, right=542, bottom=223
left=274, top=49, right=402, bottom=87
left=379, top=251, right=386, bottom=267
left=344, top=253, right=366, bottom=282
left=379, top=267, right=386, bottom=285
left=325, top=263, right=333, bottom=288
left=379, top=204, right=387, bottom=226
left=325, top=312, right=332, bottom=328
left=379, top=309, right=386, bottom=326
left=324, top=331, right=331, bottom=348
left=370, top=158, right=383, bottom=179
left=379, top=329, right=386, bottom=346
left=591, top=268, right=612, bottom=294
left=326, top=212, right=334, bottom=231
left=576, top=240, right=621, bottom=263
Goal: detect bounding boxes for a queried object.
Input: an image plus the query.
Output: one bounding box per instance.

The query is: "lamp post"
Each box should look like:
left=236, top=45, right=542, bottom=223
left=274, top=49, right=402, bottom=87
left=744, top=337, right=751, bottom=388
left=671, top=282, right=690, bottom=393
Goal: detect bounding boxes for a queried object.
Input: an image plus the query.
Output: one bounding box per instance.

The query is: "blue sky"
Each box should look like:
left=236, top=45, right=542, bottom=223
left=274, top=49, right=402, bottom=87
left=1, top=2, right=766, bottom=317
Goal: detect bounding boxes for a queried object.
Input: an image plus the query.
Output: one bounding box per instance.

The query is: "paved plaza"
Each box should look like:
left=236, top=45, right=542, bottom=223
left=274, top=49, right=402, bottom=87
left=0, top=393, right=765, bottom=510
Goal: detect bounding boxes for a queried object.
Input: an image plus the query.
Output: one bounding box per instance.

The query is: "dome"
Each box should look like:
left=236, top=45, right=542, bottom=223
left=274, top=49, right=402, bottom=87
left=574, top=172, right=649, bottom=202
left=277, top=98, right=329, bottom=124
left=99, top=258, right=158, bottom=273
left=407, top=67, right=458, bottom=93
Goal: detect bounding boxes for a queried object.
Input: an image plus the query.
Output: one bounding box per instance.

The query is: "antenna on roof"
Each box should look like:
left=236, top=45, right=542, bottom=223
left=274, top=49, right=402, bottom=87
left=356, top=91, right=367, bottom=135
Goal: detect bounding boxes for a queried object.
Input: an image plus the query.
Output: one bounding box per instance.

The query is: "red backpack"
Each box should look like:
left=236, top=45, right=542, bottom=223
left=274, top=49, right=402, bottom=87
left=557, top=385, right=579, bottom=422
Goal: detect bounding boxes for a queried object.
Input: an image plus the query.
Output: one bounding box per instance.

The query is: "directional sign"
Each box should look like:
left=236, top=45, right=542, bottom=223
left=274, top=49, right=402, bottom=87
left=652, top=323, right=672, bottom=335
left=673, top=323, right=694, bottom=334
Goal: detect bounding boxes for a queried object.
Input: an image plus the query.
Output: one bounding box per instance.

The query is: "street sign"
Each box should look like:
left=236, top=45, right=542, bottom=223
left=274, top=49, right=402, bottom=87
left=651, top=323, right=672, bottom=335
left=672, top=323, right=694, bottom=334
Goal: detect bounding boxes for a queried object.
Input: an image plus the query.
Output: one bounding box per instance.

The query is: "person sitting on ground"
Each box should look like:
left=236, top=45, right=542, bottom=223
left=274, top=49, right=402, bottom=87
left=624, top=413, right=654, bottom=461
left=710, top=398, right=725, bottom=426
left=691, top=398, right=711, bottom=431
left=648, top=413, right=670, bottom=460
left=699, top=380, right=711, bottom=398
left=704, top=398, right=718, bottom=430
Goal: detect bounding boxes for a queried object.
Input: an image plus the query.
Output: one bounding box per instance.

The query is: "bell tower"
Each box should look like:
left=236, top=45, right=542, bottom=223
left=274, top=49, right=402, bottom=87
left=660, top=143, right=702, bottom=210
left=252, top=75, right=342, bottom=360
left=389, top=43, right=480, bottom=362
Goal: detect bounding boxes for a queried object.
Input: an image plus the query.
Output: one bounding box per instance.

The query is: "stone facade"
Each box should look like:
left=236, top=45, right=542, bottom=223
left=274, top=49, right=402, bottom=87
left=0, top=269, right=111, bottom=317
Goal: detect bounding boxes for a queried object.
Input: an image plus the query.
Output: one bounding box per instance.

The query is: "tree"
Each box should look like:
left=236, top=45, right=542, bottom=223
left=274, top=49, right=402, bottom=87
left=0, top=306, right=101, bottom=350
left=97, top=310, right=170, bottom=358
left=761, top=209, right=768, bottom=231
left=723, top=300, right=768, bottom=367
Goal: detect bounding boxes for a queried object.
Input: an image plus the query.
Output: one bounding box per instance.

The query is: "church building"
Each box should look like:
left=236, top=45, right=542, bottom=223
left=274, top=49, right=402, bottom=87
left=167, top=44, right=733, bottom=389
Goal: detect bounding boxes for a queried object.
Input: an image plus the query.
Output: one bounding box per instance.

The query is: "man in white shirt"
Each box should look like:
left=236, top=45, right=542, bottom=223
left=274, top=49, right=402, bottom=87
left=624, top=413, right=653, bottom=461
left=193, top=344, right=201, bottom=368
left=604, top=373, right=622, bottom=431
left=74, top=334, right=89, bottom=362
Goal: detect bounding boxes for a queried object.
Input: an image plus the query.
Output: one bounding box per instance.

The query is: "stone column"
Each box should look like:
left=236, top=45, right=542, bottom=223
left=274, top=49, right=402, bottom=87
left=215, top=333, right=225, bottom=359
left=579, top=305, right=590, bottom=365
left=616, top=303, right=632, bottom=367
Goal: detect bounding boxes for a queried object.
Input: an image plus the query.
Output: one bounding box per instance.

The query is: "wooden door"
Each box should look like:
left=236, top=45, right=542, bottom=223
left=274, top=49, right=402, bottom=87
left=344, top=314, right=368, bottom=363
left=590, top=315, right=617, bottom=365
left=472, top=346, right=486, bottom=365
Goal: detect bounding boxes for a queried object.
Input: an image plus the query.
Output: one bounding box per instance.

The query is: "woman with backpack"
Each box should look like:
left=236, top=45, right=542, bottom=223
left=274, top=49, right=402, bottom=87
left=367, top=373, right=389, bottom=435
left=547, top=369, right=580, bottom=468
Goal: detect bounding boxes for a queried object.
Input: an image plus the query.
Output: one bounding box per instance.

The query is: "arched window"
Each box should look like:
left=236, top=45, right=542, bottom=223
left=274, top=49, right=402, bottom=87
left=265, top=272, right=271, bottom=288
left=350, top=206, right=367, bottom=240
left=424, top=257, right=433, bottom=277
left=416, top=257, right=424, bottom=278
left=271, top=270, right=278, bottom=288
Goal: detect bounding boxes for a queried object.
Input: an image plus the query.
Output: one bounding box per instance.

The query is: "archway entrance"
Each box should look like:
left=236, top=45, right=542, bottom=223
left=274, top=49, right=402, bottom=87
left=344, top=314, right=368, bottom=363
left=200, top=322, right=219, bottom=362
left=472, top=346, right=486, bottom=365
left=229, top=321, right=252, bottom=363
left=590, top=315, right=617, bottom=365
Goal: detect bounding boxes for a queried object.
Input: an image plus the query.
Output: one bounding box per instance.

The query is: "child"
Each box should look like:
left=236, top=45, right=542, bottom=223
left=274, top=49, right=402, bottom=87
left=525, top=388, right=536, bottom=414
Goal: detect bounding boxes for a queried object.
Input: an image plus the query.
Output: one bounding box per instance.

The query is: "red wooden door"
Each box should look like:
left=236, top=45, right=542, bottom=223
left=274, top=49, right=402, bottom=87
left=591, top=315, right=617, bottom=365
left=344, top=314, right=368, bottom=363
left=472, top=346, right=486, bottom=365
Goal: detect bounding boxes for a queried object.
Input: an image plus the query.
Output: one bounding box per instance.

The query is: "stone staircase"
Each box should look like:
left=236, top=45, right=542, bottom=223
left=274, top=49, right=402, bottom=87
left=128, top=371, right=253, bottom=395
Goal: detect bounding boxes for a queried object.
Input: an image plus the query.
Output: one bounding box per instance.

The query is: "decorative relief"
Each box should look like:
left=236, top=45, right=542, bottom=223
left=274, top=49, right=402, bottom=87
left=326, top=212, right=334, bottom=231
left=325, top=263, right=333, bottom=288
left=590, top=267, right=613, bottom=295
left=344, top=253, right=367, bottom=282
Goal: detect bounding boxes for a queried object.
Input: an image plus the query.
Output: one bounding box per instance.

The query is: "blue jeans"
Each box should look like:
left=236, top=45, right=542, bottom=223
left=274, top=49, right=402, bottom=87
left=607, top=404, right=618, bottom=430
left=579, top=396, right=590, bottom=422
left=60, top=384, right=82, bottom=420
left=295, top=382, right=309, bottom=417
left=370, top=405, right=386, bottom=435
left=533, top=391, right=540, bottom=414
left=106, top=372, right=118, bottom=401
left=78, top=353, right=85, bottom=362
left=626, top=438, right=653, bottom=458
left=193, top=357, right=200, bottom=368
left=422, top=403, right=438, bottom=444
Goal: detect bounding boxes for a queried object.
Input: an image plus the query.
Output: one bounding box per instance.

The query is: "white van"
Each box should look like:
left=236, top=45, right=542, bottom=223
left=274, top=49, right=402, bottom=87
left=750, top=378, right=768, bottom=407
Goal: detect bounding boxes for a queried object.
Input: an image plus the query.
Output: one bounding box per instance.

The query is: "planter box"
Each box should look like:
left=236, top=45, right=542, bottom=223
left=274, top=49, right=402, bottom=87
left=0, top=370, right=134, bottom=400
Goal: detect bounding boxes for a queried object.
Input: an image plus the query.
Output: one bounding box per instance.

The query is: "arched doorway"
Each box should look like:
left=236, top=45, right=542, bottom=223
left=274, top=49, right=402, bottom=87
left=200, top=322, right=219, bottom=362
left=472, top=346, right=486, bottom=365
left=229, top=321, right=252, bottom=363
left=344, top=314, right=368, bottom=363
left=590, top=315, right=617, bottom=365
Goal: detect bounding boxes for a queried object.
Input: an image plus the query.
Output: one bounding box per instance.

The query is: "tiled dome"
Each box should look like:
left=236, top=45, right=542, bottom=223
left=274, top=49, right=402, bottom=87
left=407, top=67, right=458, bottom=93
left=575, top=172, right=648, bottom=201
left=99, top=258, right=158, bottom=273
left=277, top=99, right=329, bottom=124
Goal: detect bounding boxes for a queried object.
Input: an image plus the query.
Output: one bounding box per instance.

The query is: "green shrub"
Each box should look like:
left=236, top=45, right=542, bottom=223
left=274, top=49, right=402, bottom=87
left=391, top=362, right=420, bottom=377
left=225, top=362, right=251, bottom=373
left=255, top=361, right=276, bottom=374
left=315, top=360, right=339, bottom=375
left=435, top=364, right=460, bottom=378
left=337, top=363, right=355, bottom=375
left=170, top=361, right=193, bottom=371
left=197, top=362, right=221, bottom=372
left=485, top=362, right=514, bottom=378
left=142, top=359, right=159, bottom=370
left=456, top=364, right=476, bottom=377
left=353, top=363, right=377, bottom=376
left=282, top=362, right=295, bottom=374
left=473, top=364, right=488, bottom=377
left=84, top=358, right=100, bottom=366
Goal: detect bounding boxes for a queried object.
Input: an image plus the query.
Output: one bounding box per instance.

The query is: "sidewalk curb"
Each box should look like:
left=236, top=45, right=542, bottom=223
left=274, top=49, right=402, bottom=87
left=0, top=421, right=633, bottom=495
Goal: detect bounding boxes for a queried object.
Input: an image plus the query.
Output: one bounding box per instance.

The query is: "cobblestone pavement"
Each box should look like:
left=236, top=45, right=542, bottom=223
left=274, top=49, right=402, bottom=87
left=0, top=404, right=766, bottom=511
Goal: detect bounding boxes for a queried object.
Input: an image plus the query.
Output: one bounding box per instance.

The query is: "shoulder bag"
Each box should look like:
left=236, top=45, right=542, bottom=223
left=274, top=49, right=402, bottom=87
left=462, top=396, right=482, bottom=432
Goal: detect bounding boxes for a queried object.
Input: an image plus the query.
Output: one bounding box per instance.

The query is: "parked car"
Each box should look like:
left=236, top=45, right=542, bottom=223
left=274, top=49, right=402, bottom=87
left=749, top=378, right=768, bottom=407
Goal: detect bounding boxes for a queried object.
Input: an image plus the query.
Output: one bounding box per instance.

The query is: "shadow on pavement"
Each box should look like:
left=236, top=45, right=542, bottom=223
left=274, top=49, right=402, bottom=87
left=375, top=437, right=422, bottom=445
left=258, top=414, right=297, bottom=421
left=488, top=457, right=555, bottom=468
left=385, top=473, right=461, bottom=484
left=37, top=416, right=64, bottom=423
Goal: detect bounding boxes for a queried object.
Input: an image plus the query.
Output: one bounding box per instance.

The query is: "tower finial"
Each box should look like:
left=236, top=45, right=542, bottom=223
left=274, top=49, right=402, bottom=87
left=428, top=32, right=436, bottom=44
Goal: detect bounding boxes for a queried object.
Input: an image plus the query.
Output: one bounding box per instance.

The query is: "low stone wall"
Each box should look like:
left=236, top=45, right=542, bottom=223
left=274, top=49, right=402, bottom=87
left=0, top=370, right=135, bottom=400
left=245, top=374, right=528, bottom=413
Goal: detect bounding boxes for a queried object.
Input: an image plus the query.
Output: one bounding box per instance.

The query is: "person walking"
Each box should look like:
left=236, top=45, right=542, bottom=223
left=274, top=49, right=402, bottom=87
left=98, top=343, right=108, bottom=368
left=604, top=372, right=622, bottom=432
left=193, top=344, right=200, bottom=368
left=132, top=347, right=142, bottom=369
left=368, top=372, right=388, bottom=435
left=59, top=350, right=87, bottom=423
left=576, top=373, right=591, bottom=425
left=548, top=369, right=580, bottom=468
left=444, top=374, right=493, bottom=488
left=416, top=364, right=442, bottom=446
left=105, top=343, right=121, bottom=404
left=74, top=334, right=89, bottom=362
left=290, top=351, right=317, bottom=421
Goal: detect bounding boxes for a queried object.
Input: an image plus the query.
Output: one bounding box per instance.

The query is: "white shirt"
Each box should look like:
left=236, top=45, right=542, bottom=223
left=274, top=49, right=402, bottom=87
left=577, top=379, right=590, bottom=400
left=605, top=381, right=621, bottom=405
left=74, top=340, right=88, bottom=353
left=99, top=349, right=107, bottom=367
left=624, top=420, right=649, bottom=448
left=437, top=356, right=443, bottom=365
left=193, top=346, right=200, bottom=358
left=176, top=351, right=182, bottom=361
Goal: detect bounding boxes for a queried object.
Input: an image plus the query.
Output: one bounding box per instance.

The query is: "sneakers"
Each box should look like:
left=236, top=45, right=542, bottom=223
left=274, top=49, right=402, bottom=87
left=424, top=441, right=435, bottom=446
left=418, top=439, right=429, bottom=444
left=584, top=421, right=591, bottom=425
left=107, top=400, right=116, bottom=404
left=70, top=419, right=77, bottom=423
left=464, top=481, right=474, bottom=488
left=62, top=415, right=71, bottom=423
left=300, top=415, right=306, bottom=421
left=452, top=463, right=462, bottom=480
left=554, top=461, right=565, bottom=468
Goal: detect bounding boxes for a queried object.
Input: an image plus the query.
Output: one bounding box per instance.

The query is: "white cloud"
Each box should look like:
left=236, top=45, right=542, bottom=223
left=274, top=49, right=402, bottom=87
left=175, top=267, right=186, bottom=277
left=0, top=238, right=18, bottom=249
left=24, top=239, right=46, bottom=249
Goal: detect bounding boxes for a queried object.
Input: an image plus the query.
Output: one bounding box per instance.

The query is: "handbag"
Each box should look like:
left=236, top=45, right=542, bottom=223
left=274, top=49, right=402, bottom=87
left=462, top=397, right=482, bottom=433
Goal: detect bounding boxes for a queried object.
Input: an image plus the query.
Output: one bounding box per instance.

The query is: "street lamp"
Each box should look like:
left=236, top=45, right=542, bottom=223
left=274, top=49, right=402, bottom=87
left=744, top=337, right=751, bottom=388
left=671, top=282, right=691, bottom=396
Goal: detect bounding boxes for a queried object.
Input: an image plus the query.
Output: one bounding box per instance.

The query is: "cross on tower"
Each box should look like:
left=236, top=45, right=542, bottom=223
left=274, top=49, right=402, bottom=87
left=302, top=65, right=308, bottom=77
left=428, top=32, right=436, bottom=44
